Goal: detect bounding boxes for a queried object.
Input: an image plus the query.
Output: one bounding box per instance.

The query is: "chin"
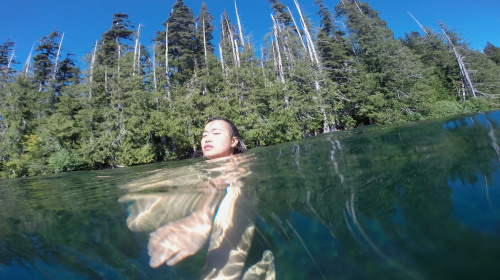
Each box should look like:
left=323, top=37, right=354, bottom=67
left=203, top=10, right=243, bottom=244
left=204, top=152, right=233, bottom=160
left=203, top=152, right=219, bottom=159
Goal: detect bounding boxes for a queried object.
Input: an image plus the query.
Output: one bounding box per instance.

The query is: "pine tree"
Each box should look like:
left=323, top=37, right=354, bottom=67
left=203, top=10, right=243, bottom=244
left=268, top=0, right=293, bottom=27
left=0, top=40, right=16, bottom=86
left=33, top=31, right=60, bottom=92
left=313, top=0, right=353, bottom=129
left=219, top=10, right=240, bottom=70
left=78, top=13, right=139, bottom=168
left=195, top=2, right=215, bottom=70
left=402, top=30, right=463, bottom=105
left=165, top=0, right=197, bottom=86
left=30, top=30, right=68, bottom=117
left=314, top=0, right=351, bottom=83
left=0, top=40, right=17, bottom=155
left=484, top=42, right=500, bottom=65
left=97, top=13, right=135, bottom=67
left=336, top=0, right=434, bottom=124
left=0, top=76, right=39, bottom=177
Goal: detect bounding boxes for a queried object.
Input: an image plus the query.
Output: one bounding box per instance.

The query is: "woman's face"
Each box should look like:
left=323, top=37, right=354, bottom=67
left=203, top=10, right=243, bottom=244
left=201, top=120, right=238, bottom=159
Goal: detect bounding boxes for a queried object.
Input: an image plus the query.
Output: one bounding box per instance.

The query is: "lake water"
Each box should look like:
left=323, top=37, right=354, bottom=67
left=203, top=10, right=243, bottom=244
left=1, top=111, right=500, bottom=280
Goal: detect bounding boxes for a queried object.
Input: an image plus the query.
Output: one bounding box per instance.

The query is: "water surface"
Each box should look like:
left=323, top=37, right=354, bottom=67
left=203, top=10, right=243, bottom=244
left=1, top=111, right=500, bottom=279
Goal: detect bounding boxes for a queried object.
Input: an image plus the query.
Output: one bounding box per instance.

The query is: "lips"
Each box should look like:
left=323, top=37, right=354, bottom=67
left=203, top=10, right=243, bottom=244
left=203, top=145, right=213, bottom=151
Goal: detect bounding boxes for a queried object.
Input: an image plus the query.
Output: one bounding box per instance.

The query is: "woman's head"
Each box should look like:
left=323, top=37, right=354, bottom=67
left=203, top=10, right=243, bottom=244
left=201, top=117, right=247, bottom=159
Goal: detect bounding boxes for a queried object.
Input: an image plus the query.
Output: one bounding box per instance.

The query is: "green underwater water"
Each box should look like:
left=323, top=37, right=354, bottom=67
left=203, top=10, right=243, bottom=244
left=1, top=111, right=500, bottom=279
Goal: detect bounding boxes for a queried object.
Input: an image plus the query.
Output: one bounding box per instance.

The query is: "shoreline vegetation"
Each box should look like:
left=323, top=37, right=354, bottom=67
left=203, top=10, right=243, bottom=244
left=1, top=0, right=500, bottom=178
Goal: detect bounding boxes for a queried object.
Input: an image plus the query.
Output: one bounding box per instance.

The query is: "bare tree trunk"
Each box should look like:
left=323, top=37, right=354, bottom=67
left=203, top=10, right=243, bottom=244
left=24, top=43, right=34, bottom=76
left=271, top=14, right=285, bottom=84
left=271, top=39, right=278, bottom=79
left=89, top=41, right=98, bottom=97
left=221, top=15, right=226, bottom=39
left=271, top=15, right=289, bottom=108
left=234, top=0, right=245, bottom=47
left=165, top=24, right=169, bottom=77
left=292, top=6, right=314, bottom=63
left=294, top=0, right=319, bottom=65
left=202, top=17, right=208, bottom=67
left=260, top=46, right=267, bottom=87
left=407, top=12, right=428, bottom=36
left=234, top=39, right=241, bottom=67
left=226, top=18, right=239, bottom=67
left=47, top=33, right=64, bottom=112
left=133, top=24, right=141, bottom=75
left=279, top=20, right=294, bottom=66
left=52, top=33, right=64, bottom=81
left=138, top=44, right=141, bottom=74
left=293, top=0, right=321, bottom=93
left=105, top=66, right=109, bottom=104
left=353, top=0, right=364, bottom=14
left=116, top=38, right=121, bottom=75
left=152, top=44, right=158, bottom=92
left=165, top=24, right=172, bottom=101
left=442, top=28, right=476, bottom=98
left=287, top=7, right=308, bottom=54
left=219, top=43, right=227, bottom=79
left=7, top=44, right=15, bottom=70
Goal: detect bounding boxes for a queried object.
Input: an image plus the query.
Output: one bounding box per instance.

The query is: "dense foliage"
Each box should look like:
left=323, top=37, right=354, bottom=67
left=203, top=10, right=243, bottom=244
left=1, top=0, right=499, bottom=177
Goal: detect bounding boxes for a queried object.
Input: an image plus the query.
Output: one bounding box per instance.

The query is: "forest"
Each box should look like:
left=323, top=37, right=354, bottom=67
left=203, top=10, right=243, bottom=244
left=1, top=0, right=500, bottom=178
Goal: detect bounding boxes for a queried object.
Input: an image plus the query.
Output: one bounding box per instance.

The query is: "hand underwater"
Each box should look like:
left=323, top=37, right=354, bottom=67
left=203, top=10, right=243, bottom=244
left=148, top=210, right=213, bottom=267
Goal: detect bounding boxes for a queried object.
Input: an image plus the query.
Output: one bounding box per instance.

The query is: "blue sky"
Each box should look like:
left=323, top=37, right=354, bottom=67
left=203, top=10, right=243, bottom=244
left=2, top=0, right=499, bottom=70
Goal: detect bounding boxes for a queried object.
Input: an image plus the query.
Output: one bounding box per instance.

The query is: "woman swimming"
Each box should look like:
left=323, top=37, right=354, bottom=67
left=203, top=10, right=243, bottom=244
left=121, top=118, right=274, bottom=279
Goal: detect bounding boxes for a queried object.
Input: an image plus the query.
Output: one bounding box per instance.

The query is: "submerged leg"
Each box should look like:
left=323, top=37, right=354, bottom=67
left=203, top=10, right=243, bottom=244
left=201, top=187, right=258, bottom=279
left=242, top=250, right=276, bottom=280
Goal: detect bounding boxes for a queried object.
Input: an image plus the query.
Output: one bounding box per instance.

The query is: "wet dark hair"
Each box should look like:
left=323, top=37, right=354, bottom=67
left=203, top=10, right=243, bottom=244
left=207, top=117, right=247, bottom=154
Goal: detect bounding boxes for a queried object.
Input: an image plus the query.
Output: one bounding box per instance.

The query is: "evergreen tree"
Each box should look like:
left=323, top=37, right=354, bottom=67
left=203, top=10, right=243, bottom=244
left=0, top=40, right=17, bottom=162
left=56, top=55, right=80, bottom=86
left=336, top=0, right=435, bottom=124
left=484, top=42, right=500, bottom=65
left=219, top=10, right=239, bottom=69
left=97, top=13, right=135, bottom=67
left=401, top=31, right=456, bottom=117
left=6, top=39, right=82, bottom=176
left=460, top=49, right=500, bottom=105
left=314, top=0, right=352, bottom=82
left=268, top=0, right=292, bottom=26
left=52, top=53, right=81, bottom=109
left=33, top=30, right=62, bottom=91
left=165, top=0, right=197, bottom=86
left=33, top=52, right=84, bottom=172
left=314, top=0, right=354, bottom=129
left=315, top=0, right=334, bottom=34
left=195, top=2, right=215, bottom=70
left=0, top=77, right=39, bottom=177
left=402, top=31, right=458, bottom=97
left=0, top=40, right=16, bottom=85
left=30, top=30, right=64, bottom=117
left=78, top=13, right=139, bottom=168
